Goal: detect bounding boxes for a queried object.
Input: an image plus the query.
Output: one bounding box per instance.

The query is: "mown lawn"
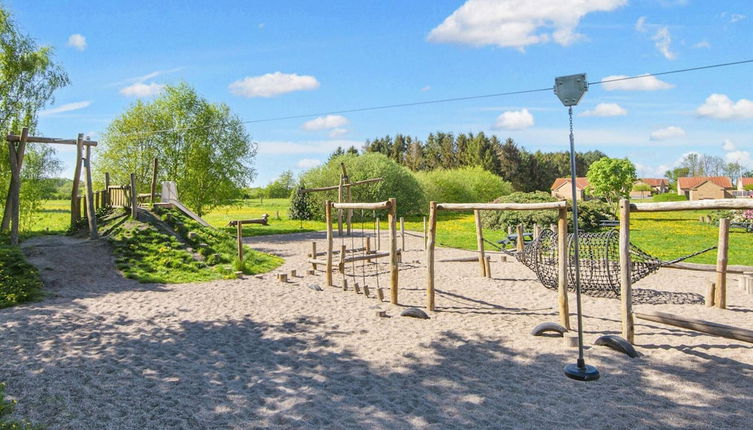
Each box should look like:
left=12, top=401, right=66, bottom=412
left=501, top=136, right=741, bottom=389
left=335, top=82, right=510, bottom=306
left=27, top=199, right=753, bottom=266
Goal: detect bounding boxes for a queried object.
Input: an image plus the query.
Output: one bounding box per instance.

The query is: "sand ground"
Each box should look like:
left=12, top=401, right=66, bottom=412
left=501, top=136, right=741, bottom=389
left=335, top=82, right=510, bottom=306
left=1, top=231, right=752, bottom=429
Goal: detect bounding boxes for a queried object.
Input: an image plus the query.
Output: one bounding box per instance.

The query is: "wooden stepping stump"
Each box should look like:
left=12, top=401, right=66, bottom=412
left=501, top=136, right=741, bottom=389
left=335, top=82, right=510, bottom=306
left=290, top=269, right=297, bottom=277
left=363, top=285, right=371, bottom=298
left=376, top=310, right=387, bottom=318
left=354, top=284, right=362, bottom=294
left=376, top=288, right=384, bottom=302
left=307, top=269, right=316, bottom=276
left=342, top=279, right=348, bottom=291
left=277, top=273, right=288, bottom=283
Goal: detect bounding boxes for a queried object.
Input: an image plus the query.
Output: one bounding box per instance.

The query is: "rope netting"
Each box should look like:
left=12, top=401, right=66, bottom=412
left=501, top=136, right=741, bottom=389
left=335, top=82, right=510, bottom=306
left=517, top=229, right=669, bottom=298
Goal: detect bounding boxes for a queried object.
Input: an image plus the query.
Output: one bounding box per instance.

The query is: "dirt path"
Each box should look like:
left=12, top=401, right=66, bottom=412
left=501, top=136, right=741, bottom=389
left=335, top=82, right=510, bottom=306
left=0, top=232, right=751, bottom=429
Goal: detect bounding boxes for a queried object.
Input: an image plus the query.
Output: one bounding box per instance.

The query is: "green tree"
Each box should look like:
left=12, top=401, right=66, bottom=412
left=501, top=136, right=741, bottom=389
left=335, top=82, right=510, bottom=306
left=265, top=170, right=295, bottom=198
left=586, top=157, right=637, bottom=203
left=0, top=6, right=69, bottom=232
left=664, top=166, right=689, bottom=191
left=97, top=83, right=256, bottom=216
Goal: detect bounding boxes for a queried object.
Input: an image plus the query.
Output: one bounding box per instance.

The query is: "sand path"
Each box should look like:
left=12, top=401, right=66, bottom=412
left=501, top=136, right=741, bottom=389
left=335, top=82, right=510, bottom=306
left=1, top=232, right=752, bottom=429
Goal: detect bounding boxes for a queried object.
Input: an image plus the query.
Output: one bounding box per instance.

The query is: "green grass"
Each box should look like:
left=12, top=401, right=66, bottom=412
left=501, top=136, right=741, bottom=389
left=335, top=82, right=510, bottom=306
left=24, top=199, right=70, bottom=235
left=104, top=206, right=283, bottom=284
left=0, top=242, right=44, bottom=309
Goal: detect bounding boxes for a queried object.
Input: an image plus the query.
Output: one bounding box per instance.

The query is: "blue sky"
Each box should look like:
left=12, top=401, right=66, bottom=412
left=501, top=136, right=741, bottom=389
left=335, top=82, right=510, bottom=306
left=7, top=0, right=753, bottom=185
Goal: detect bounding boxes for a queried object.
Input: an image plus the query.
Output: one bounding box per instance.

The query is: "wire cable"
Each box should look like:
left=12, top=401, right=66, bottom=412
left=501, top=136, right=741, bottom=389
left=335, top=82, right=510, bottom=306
left=105, top=58, right=753, bottom=140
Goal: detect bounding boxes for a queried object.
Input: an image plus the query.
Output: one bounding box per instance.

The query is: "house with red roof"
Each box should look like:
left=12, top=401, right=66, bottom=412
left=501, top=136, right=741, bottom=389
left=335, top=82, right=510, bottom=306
left=551, top=177, right=589, bottom=201
left=739, top=177, right=753, bottom=191
left=631, top=178, right=669, bottom=198
left=677, top=176, right=734, bottom=200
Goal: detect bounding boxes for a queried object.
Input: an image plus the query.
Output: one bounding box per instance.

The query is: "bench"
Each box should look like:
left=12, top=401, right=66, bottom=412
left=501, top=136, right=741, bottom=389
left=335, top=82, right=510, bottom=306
left=730, top=222, right=753, bottom=233
left=497, top=232, right=533, bottom=248
left=599, top=219, right=619, bottom=227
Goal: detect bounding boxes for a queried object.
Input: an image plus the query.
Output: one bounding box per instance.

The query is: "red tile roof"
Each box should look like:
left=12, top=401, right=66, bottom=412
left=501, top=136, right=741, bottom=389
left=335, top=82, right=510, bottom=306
left=640, top=178, right=669, bottom=187
left=677, top=176, right=733, bottom=190
left=550, top=177, right=589, bottom=190
left=741, top=177, right=753, bottom=187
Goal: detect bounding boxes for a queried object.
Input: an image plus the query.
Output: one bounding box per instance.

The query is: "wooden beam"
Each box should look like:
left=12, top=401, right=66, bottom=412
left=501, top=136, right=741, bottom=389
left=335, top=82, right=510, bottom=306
left=325, top=200, right=333, bottom=286
left=227, top=215, right=269, bottom=226
left=557, top=207, right=570, bottom=330
left=664, top=262, right=753, bottom=274
left=84, top=144, right=98, bottom=239
left=388, top=197, right=398, bottom=305
left=619, top=198, right=634, bottom=343
left=130, top=173, right=137, bottom=219
left=437, top=201, right=568, bottom=211
left=6, top=134, right=97, bottom=146
left=104, top=172, right=110, bottom=206
left=516, top=224, right=525, bottom=252
left=298, top=177, right=383, bottom=193
left=237, top=222, right=244, bottom=263
left=474, top=210, right=487, bottom=277
left=426, top=201, right=438, bottom=311
left=715, top=218, right=729, bottom=309
left=630, top=199, right=753, bottom=212
left=332, top=200, right=391, bottom=210
left=70, top=134, right=84, bottom=225
left=634, top=311, right=753, bottom=344
left=337, top=175, right=344, bottom=236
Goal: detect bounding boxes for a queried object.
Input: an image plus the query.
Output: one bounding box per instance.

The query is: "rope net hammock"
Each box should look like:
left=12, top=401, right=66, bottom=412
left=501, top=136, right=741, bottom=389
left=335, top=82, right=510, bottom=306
left=514, top=229, right=715, bottom=298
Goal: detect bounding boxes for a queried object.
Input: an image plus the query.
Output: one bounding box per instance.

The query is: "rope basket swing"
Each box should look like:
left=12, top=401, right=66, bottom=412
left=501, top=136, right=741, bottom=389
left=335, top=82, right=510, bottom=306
left=514, top=229, right=714, bottom=298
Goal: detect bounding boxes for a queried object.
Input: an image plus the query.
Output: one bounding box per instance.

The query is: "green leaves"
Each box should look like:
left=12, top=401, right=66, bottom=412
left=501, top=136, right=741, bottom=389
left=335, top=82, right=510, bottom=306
left=586, top=157, right=637, bottom=204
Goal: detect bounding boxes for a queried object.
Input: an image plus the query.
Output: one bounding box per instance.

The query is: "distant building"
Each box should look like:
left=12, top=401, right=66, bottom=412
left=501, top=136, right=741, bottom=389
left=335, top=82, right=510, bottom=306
left=631, top=178, right=669, bottom=199
left=677, top=176, right=734, bottom=200
left=739, top=177, right=753, bottom=191
left=551, top=177, right=589, bottom=201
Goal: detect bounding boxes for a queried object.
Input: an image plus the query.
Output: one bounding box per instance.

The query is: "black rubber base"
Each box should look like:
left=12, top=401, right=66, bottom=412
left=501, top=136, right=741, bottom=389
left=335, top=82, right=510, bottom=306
left=564, top=363, right=600, bottom=381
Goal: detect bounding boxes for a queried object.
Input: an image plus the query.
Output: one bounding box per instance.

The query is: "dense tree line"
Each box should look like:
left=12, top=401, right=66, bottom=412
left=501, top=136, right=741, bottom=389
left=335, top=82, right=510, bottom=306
left=332, top=132, right=607, bottom=192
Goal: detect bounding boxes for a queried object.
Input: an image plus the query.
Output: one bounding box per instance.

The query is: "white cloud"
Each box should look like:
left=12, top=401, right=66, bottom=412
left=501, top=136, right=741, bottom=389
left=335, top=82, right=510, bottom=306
left=692, top=40, right=711, bottom=49
left=494, top=108, right=534, bottom=130
left=722, top=139, right=737, bottom=152
left=39, top=101, right=91, bottom=116
left=725, top=150, right=752, bottom=168
left=229, top=72, right=320, bottom=98
left=427, top=0, right=627, bottom=50
left=580, top=103, right=627, bottom=117
left=650, top=126, right=685, bottom=141
left=635, top=16, right=647, bottom=32
left=119, top=82, right=165, bottom=98
left=302, top=115, right=349, bottom=131
left=296, top=158, right=322, bottom=169
left=723, top=12, right=746, bottom=23
left=421, top=85, right=431, bottom=92
left=328, top=128, right=348, bottom=138
left=601, top=74, right=674, bottom=91
left=67, top=34, right=86, bottom=51
left=696, top=94, right=753, bottom=120
left=652, top=27, right=676, bottom=60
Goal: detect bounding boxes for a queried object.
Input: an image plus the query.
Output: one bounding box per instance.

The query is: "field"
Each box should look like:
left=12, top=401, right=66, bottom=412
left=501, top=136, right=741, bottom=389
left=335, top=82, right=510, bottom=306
left=20, top=199, right=753, bottom=266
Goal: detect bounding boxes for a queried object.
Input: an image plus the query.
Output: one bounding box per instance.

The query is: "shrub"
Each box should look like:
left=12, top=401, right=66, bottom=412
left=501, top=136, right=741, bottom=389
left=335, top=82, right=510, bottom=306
left=481, top=192, right=559, bottom=231
left=298, top=153, right=426, bottom=219
left=415, top=166, right=513, bottom=204
left=652, top=193, right=688, bottom=202
left=288, top=182, right=313, bottom=220
left=480, top=192, right=612, bottom=232
left=0, top=245, right=43, bottom=309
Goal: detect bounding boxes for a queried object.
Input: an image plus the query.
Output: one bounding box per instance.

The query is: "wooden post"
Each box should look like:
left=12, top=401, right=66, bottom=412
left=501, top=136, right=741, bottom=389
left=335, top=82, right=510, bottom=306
left=516, top=224, right=525, bottom=252
left=5, top=128, right=27, bottom=245
left=337, top=174, right=344, bottom=236
left=70, top=133, right=84, bottom=225
left=619, top=199, right=634, bottom=343
left=325, top=201, right=333, bottom=286
left=715, top=218, right=730, bottom=309
left=388, top=198, right=398, bottom=305
left=423, top=216, right=427, bottom=250
left=557, top=207, right=570, bottom=330
left=484, top=255, right=492, bottom=278
left=400, top=217, right=405, bottom=251
left=311, top=241, right=317, bottom=270
left=130, top=173, right=137, bottom=219
left=84, top=144, right=98, bottom=239
left=426, top=201, right=438, bottom=311
left=104, top=172, right=110, bottom=206
left=533, top=223, right=541, bottom=239
left=150, top=157, right=159, bottom=204
left=237, top=222, right=244, bottom=263
left=376, top=217, right=381, bottom=250
left=474, top=210, right=487, bottom=277
left=339, top=244, right=346, bottom=274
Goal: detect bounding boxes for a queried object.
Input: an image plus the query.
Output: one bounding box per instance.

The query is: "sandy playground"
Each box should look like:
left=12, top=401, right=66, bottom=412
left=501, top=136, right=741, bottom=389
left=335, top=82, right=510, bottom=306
left=1, top=230, right=752, bottom=429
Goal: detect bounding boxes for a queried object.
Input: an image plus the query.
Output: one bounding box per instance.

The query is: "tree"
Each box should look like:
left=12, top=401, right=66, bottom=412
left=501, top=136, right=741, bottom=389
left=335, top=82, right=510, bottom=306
left=0, top=6, right=69, bottom=232
left=632, top=183, right=652, bottom=199
left=743, top=169, right=753, bottom=178
left=265, top=170, right=295, bottom=198
left=288, top=181, right=313, bottom=220
left=586, top=157, right=637, bottom=203
left=98, top=83, right=256, bottom=216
